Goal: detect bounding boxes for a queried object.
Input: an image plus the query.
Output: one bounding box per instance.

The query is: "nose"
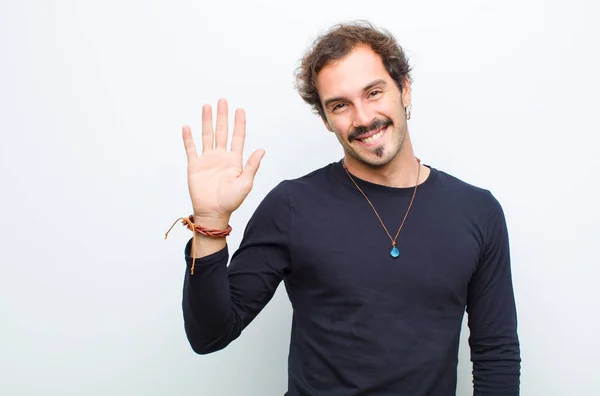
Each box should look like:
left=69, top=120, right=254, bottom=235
left=352, top=102, right=373, bottom=127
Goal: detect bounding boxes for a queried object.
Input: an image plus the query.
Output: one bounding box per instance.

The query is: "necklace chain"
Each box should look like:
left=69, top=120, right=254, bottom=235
left=342, top=158, right=421, bottom=248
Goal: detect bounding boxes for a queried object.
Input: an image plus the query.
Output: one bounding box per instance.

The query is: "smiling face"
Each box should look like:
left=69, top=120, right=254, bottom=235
left=317, top=45, right=411, bottom=168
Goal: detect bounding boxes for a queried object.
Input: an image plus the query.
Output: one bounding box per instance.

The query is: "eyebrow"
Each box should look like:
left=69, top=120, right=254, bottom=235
left=323, top=79, right=388, bottom=109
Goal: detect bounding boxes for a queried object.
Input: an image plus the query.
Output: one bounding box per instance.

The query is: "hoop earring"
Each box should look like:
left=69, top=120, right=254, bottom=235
left=405, top=104, right=412, bottom=120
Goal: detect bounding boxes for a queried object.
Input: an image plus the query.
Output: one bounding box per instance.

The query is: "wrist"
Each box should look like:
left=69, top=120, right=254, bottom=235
left=190, top=214, right=231, bottom=230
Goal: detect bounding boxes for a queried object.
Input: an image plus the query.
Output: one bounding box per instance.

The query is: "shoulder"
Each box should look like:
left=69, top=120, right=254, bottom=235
left=285, top=161, right=340, bottom=186
left=253, top=161, right=339, bottom=213
left=275, top=161, right=341, bottom=197
left=429, top=167, right=510, bottom=251
left=432, top=167, right=503, bottom=215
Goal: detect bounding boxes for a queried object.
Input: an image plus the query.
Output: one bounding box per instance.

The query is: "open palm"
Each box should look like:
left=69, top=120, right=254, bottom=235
left=183, top=98, right=265, bottom=219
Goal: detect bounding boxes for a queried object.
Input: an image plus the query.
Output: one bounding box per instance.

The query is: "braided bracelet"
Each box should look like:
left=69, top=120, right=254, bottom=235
left=165, top=215, right=232, bottom=275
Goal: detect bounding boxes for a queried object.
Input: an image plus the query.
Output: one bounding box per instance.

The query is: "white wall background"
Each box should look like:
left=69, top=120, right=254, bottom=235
left=1, top=0, right=598, bottom=395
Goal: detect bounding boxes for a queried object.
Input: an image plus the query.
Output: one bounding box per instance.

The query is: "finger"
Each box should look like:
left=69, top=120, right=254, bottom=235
left=182, top=125, right=197, bottom=163
left=215, top=98, right=229, bottom=150
left=241, top=149, right=265, bottom=185
left=230, top=108, right=246, bottom=158
left=201, top=104, right=214, bottom=152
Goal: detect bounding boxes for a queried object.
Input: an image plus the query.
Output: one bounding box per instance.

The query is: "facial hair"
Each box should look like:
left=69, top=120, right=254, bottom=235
left=348, top=117, right=393, bottom=142
left=342, top=116, right=406, bottom=168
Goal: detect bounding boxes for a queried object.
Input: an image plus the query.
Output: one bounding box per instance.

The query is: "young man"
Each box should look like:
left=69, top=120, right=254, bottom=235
left=175, top=21, right=521, bottom=395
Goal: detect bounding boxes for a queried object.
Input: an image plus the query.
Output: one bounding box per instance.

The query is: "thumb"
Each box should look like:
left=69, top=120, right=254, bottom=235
left=241, top=149, right=265, bottom=185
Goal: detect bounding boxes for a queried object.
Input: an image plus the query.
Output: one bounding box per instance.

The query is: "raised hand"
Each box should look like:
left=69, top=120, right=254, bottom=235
left=183, top=98, right=265, bottom=221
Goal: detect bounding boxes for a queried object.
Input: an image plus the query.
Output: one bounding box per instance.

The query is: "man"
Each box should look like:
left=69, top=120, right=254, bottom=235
left=172, top=21, right=521, bottom=395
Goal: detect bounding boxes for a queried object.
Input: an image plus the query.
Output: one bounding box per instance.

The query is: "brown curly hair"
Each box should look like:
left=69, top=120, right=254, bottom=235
left=295, top=20, right=412, bottom=120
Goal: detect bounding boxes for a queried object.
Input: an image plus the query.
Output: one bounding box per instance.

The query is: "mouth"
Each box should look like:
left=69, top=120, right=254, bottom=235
left=355, top=125, right=388, bottom=146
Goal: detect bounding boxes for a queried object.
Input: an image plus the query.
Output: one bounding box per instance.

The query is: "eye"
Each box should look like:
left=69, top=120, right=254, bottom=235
left=368, top=89, right=382, bottom=98
left=332, top=103, right=346, bottom=113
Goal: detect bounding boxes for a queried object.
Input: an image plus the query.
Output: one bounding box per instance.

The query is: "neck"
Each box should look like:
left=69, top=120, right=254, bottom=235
left=343, top=135, right=427, bottom=188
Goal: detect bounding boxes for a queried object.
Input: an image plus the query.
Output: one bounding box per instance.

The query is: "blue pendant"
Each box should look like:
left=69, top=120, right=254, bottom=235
left=390, top=246, right=400, bottom=258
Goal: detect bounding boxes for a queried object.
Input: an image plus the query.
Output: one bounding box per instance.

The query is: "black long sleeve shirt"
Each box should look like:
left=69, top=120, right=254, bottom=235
left=182, top=161, right=521, bottom=395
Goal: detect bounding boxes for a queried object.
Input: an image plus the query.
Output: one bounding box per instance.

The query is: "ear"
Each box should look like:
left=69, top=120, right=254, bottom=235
left=401, top=77, right=412, bottom=108
left=321, top=115, right=334, bottom=132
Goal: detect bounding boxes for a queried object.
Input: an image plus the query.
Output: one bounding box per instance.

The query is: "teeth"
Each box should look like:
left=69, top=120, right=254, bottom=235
left=361, top=129, right=384, bottom=144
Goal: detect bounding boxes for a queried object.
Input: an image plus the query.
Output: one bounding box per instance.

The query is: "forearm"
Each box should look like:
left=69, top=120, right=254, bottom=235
left=469, top=287, right=520, bottom=394
left=182, top=244, right=242, bottom=354
left=469, top=279, right=521, bottom=393
left=180, top=182, right=291, bottom=355
left=471, top=333, right=521, bottom=395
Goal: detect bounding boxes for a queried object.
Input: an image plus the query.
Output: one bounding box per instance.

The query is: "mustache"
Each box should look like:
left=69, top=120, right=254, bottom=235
left=348, top=118, right=392, bottom=142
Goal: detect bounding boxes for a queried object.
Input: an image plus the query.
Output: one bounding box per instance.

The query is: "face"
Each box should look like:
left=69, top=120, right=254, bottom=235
left=316, top=45, right=411, bottom=168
